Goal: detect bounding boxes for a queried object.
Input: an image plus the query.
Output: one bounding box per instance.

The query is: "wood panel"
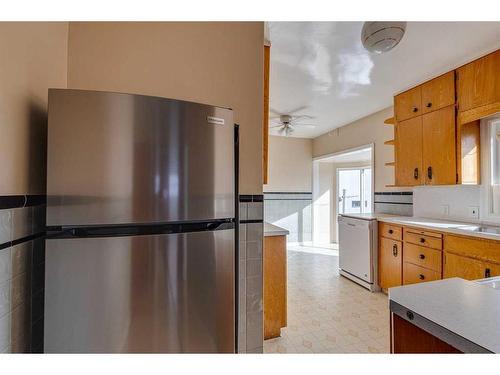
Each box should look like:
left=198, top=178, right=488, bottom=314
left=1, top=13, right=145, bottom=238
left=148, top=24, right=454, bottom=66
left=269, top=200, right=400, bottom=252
left=443, top=251, right=485, bottom=280
left=395, top=86, right=422, bottom=121
left=404, top=229, right=443, bottom=250
left=262, top=45, right=270, bottom=185
left=403, top=262, right=441, bottom=285
left=392, top=313, right=461, bottom=353
left=444, top=234, right=500, bottom=264
left=421, top=71, right=455, bottom=114
left=457, top=120, right=480, bottom=184
left=264, top=235, right=287, bottom=340
left=395, top=116, right=423, bottom=186
left=379, top=237, right=403, bottom=289
left=422, top=105, right=457, bottom=185
left=403, top=243, right=442, bottom=272
left=379, top=222, right=402, bottom=241
left=457, top=49, right=500, bottom=113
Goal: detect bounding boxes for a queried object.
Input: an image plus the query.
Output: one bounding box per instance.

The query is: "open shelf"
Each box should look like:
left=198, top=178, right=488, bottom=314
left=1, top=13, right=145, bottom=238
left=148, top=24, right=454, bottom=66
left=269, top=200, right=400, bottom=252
left=384, top=117, right=395, bottom=125
left=384, top=139, right=395, bottom=146
left=385, top=161, right=396, bottom=167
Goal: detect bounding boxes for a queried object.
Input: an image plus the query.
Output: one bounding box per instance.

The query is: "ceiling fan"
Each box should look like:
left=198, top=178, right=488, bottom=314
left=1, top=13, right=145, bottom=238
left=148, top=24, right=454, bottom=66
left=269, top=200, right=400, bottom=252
left=269, top=111, right=316, bottom=136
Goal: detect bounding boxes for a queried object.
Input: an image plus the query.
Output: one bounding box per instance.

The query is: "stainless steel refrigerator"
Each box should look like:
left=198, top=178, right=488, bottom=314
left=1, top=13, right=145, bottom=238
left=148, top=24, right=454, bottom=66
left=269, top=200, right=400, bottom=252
left=44, top=89, right=237, bottom=353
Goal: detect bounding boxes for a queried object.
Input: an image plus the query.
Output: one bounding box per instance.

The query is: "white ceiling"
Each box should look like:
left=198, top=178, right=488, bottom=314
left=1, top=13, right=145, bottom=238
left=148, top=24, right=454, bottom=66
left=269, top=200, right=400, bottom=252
left=268, top=22, right=500, bottom=138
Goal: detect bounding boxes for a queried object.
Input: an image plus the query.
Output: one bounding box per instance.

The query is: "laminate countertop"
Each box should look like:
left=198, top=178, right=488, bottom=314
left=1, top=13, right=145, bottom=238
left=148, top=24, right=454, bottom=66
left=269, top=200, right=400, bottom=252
left=339, top=213, right=500, bottom=241
left=389, top=277, right=500, bottom=353
left=264, top=222, right=290, bottom=237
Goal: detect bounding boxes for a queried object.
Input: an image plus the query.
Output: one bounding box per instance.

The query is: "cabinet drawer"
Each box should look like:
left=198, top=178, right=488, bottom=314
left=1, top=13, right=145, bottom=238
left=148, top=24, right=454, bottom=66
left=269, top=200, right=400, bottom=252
left=403, top=262, right=441, bottom=285
left=421, top=71, right=455, bottom=114
left=403, top=243, right=442, bottom=272
left=379, top=222, right=402, bottom=241
left=444, top=234, right=500, bottom=263
left=404, top=228, right=442, bottom=250
left=395, top=86, right=422, bottom=121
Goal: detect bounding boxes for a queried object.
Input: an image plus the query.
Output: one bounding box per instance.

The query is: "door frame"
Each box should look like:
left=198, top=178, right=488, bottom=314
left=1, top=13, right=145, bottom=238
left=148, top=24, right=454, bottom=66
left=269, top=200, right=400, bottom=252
left=312, top=143, right=375, bottom=244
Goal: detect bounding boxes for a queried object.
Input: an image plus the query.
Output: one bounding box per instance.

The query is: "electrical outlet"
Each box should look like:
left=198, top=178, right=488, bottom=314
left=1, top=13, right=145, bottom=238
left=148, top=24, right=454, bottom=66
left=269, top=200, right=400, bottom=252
left=442, top=205, right=449, bottom=216
left=468, top=206, right=480, bottom=219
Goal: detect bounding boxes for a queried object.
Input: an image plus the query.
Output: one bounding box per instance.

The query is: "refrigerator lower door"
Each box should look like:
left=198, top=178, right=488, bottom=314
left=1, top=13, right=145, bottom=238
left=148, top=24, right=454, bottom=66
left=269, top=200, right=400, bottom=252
left=44, top=229, right=235, bottom=353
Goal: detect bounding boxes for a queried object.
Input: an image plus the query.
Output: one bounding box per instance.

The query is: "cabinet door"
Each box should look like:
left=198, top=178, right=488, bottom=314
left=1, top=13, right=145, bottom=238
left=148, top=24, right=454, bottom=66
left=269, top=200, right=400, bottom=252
left=421, top=71, right=455, bottom=114
left=395, top=86, right=422, bottom=121
left=484, top=261, right=500, bottom=278
left=422, top=105, right=456, bottom=185
left=457, top=49, right=500, bottom=112
left=443, top=252, right=484, bottom=280
left=379, top=237, right=402, bottom=289
left=396, top=116, right=423, bottom=186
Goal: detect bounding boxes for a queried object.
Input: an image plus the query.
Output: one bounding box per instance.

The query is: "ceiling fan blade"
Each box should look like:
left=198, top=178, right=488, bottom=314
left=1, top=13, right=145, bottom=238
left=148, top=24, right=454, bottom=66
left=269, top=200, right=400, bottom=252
left=278, top=126, right=285, bottom=135
left=269, top=107, right=283, bottom=117
left=270, top=124, right=283, bottom=128
left=292, top=123, right=317, bottom=128
left=286, top=105, right=309, bottom=115
left=293, top=114, right=315, bottom=121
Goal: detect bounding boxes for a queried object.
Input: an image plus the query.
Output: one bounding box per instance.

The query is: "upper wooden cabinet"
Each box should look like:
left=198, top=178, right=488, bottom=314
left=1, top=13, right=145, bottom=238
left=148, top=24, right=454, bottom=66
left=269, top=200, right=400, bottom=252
left=395, top=116, right=423, bottom=186
left=421, top=71, right=455, bottom=114
left=395, top=86, right=422, bottom=122
left=457, top=49, right=500, bottom=115
left=422, top=106, right=456, bottom=185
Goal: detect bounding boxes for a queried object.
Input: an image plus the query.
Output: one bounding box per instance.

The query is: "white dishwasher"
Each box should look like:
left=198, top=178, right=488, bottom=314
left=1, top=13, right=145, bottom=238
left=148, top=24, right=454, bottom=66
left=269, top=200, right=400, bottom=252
left=338, top=214, right=379, bottom=292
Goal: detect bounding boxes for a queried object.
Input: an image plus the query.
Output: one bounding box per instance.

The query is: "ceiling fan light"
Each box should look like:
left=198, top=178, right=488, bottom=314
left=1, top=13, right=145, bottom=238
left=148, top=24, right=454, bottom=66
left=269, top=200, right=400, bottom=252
left=361, top=21, right=407, bottom=54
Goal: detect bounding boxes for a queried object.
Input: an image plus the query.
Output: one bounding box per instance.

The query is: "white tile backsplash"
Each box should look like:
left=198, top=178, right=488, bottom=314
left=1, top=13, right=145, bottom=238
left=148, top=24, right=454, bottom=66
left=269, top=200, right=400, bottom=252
left=413, top=185, right=482, bottom=222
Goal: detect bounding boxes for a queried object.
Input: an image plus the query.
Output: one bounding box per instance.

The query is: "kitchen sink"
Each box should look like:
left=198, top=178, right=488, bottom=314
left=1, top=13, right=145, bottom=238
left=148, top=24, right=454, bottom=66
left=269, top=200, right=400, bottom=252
left=461, top=225, right=500, bottom=236
left=476, top=276, right=500, bottom=290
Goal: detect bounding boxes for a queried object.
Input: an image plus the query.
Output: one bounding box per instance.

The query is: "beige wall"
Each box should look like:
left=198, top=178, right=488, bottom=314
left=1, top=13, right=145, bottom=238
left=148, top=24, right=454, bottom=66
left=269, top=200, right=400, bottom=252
left=66, top=22, right=264, bottom=195
left=313, top=106, right=410, bottom=193
left=264, top=135, right=312, bottom=192
left=0, top=22, right=68, bottom=194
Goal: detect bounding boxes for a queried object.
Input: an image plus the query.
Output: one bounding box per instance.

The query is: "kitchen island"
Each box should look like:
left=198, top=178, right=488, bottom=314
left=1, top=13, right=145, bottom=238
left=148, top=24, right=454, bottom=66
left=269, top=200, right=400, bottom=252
left=263, top=222, right=289, bottom=340
left=389, top=277, right=500, bottom=353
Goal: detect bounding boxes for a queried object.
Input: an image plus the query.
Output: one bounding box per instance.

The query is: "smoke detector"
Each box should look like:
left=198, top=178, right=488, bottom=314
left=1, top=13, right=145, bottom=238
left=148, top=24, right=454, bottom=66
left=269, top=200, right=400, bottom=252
left=361, top=22, right=407, bottom=54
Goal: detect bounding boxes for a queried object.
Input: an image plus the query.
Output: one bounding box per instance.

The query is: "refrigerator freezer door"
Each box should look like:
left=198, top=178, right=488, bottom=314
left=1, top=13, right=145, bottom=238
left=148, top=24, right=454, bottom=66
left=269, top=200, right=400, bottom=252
left=47, top=89, right=234, bottom=226
left=44, top=229, right=235, bottom=353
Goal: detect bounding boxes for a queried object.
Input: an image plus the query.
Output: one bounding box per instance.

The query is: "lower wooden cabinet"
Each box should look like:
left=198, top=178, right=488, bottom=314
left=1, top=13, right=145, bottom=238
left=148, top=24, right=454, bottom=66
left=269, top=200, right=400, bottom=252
left=444, top=251, right=500, bottom=280
left=379, top=236, right=402, bottom=289
left=403, top=262, right=441, bottom=285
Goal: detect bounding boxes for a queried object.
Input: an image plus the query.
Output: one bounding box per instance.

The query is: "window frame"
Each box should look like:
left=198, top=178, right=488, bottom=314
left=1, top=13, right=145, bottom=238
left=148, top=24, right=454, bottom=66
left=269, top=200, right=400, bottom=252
left=480, top=116, right=500, bottom=223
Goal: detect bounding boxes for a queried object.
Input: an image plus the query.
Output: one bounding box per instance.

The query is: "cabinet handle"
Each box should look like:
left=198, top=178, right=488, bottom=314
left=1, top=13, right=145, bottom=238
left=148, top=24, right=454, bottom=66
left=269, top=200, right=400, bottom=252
left=414, top=168, right=419, bottom=180
left=412, top=107, right=418, bottom=113
left=388, top=229, right=394, bottom=234
left=485, top=268, right=491, bottom=278
left=426, top=102, right=432, bottom=108
left=420, top=237, right=426, bottom=243
left=419, top=254, right=425, bottom=260
left=427, top=166, right=433, bottom=180
left=392, top=244, right=398, bottom=257
left=419, top=274, right=425, bottom=280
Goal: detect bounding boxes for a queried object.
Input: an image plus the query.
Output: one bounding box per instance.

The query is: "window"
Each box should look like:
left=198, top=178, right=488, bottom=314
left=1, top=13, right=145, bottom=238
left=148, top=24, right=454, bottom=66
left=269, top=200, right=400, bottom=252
left=337, top=167, right=372, bottom=215
left=481, top=117, right=500, bottom=221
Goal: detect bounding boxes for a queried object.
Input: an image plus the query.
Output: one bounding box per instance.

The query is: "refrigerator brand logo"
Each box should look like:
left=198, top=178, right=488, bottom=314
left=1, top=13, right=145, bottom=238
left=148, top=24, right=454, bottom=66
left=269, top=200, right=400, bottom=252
left=207, top=116, right=225, bottom=125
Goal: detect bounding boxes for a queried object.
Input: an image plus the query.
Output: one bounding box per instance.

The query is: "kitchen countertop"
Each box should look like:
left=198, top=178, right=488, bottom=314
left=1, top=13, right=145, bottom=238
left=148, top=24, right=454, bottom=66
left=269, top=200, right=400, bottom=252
left=389, top=277, right=500, bottom=353
left=264, top=222, right=290, bottom=237
left=339, top=213, right=500, bottom=241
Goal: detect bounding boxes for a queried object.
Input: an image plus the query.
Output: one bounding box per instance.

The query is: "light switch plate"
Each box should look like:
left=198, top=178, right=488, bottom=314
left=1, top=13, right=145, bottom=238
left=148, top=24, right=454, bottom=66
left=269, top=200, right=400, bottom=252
left=468, top=206, right=480, bottom=219
left=442, top=205, right=449, bottom=216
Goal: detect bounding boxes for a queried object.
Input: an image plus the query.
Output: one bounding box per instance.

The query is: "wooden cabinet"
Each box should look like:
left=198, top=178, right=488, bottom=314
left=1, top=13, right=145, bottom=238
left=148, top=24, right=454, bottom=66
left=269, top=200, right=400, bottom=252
left=395, top=86, right=422, bottom=121
left=264, top=234, right=287, bottom=340
left=403, top=228, right=443, bottom=250
left=403, top=262, right=441, bottom=285
left=379, top=230, right=403, bottom=290
left=379, top=222, right=402, bottom=241
left=422, top=106, right=457, bottom=185
left=421, top=71, right=455, bottom=114
left=443, top=252, right=485, bottom=280
left=395, top=116, right=423, bottom=186
left=457, top=49, right=500, bottom=114
left=403, top=243, right=442, bottom=272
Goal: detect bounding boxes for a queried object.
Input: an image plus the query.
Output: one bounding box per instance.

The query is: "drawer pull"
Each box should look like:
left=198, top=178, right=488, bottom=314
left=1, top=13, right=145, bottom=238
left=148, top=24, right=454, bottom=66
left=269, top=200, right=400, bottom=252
left=419, top=254, right=425, bottom=260
left=420, top=237, right=426, bottom=243
left=406, top=311, right=414, bottom=320
left=485, top=268, right=491, bottom=278
left=388, top=229, right=394, bottom=234
left=419, top=274, right=425, bottom=280
left=392, top=244, right=398, bottom=257
left=412, top=107, right=418, bottom=113
left=414, top=167, right=419, bottom=180
left=426, top=102, right=432, bottom=108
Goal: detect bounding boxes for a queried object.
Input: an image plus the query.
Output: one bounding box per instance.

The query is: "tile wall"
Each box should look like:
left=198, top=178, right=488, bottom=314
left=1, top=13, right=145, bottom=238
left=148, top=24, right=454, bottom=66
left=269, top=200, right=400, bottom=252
left=0, top=196, right=46, bottom=353
left=238, top=195, right=263, bottom=353
left=374, top=192, right=413, bottom=216
left=264, top=192, right=312, bottom=244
